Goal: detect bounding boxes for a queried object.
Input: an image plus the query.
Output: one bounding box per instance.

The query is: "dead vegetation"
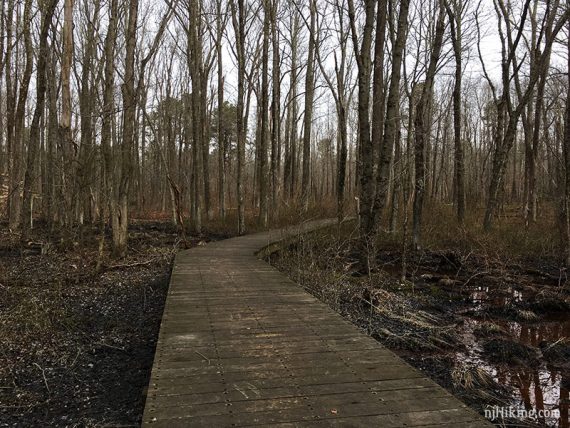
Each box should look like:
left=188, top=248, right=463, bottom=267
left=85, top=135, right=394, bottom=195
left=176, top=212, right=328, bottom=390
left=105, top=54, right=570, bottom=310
left=482, top=339, right=540, bottom=365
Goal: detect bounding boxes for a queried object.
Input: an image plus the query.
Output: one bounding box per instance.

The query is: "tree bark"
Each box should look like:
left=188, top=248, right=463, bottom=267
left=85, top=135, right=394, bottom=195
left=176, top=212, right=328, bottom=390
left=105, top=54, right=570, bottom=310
left=4, top=0, right=16, bottom=227
left=412, top=0, right=446, bottom=250
left=113, top=0, right=139, bottom=257
left=21, top=0, right=58, bottom=235
left=216, top=0, right=226, bottom=220
left=371, top=0, right=411, bottom=231
left=258, top=0, right=270, bottom=227
left=270, top=0, right=281, bottom=214
left=60, top=0, right=75, bottom=228
left=445, top=0, right=466, bottom=223
left=349, top=0, right=376, bottom=236
left=10, top=0, right=34, bottom=229
left=230, top=0, right=246, bottom=234
left=301, top=0, right=317, bottom=211
left=564, top=19, right=570, bottom=269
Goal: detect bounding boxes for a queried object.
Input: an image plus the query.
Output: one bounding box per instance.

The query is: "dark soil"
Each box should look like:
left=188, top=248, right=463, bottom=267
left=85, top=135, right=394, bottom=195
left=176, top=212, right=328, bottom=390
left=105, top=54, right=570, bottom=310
left=0, top=221, right=215, bottom=427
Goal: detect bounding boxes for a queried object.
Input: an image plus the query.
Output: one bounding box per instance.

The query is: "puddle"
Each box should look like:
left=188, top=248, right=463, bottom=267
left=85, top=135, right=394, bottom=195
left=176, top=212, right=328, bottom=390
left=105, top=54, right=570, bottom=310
left=458, top=317, right=569, bottom=427
left=384, top=259, right=569, bottom=426
left=446, top=282, right=569, bottom=426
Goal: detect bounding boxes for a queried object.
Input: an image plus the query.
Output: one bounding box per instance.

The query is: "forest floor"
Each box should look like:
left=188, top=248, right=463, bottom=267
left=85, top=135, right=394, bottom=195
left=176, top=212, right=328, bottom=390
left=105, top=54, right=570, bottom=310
left=268, top=214, right=570, bottom=428
left=0, top=219, right=232, bottom=427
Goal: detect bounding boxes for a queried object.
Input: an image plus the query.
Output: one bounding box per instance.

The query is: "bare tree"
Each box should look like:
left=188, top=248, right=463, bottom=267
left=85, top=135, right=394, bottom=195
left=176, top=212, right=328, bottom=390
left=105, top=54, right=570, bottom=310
left=301, top=0, right=317, bottom=211
left=111, top=0, right=139, bottom=257
left=314, top=0, right=353, bottom=220
left=347, top=0, right=376, bottom=237
left=411, top=0, right=446, bottom=250
left=100, top=0, right=119, bottom=260
left=21, top=0, right=58, bottom=235
left=258, top=0, right=271, bottom=226
left=9, top=0, right=34, bottom=229
left=215, top=0, right=227, bottom=220
left=444, top=0, right=466, bottom=223
left=60, top=0, right=75, bottom=228
left=371, top=0, right=412, bottom=231
left=283, top=2, right=300, bottom=201
left=564, top=19, right=570, bottom=269
left=230, top=0, right=247, bottom=234
left=270, top=0, right=281, bottom=213
left=481, top=0, right=568, bottom=230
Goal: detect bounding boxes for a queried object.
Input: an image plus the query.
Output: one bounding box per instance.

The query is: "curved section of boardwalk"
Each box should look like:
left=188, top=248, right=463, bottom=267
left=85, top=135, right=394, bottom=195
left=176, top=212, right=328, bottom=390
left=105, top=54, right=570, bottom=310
left=142, top=221, right=490, bottom=427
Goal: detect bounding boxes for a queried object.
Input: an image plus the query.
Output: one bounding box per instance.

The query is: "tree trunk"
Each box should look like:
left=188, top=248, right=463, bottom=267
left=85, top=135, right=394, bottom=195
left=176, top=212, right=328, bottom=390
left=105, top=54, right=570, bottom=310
left=301, top=0, right=316, bottom=212
left=113, top=0, right=139, bottom=257
left=445, top=0, right=466, bottom=223
left=564, top=20, right=570, bottom=269
left=101, top=0, right=118, bottom=259
left=216, top=0, right=225, bottom=220
left=371, top=0, right=411, bottom=230
left=10, top=0, right=34, bottom=229
left=4, top=0, right=16, bottom=228
left=270, top=0, right=281, bottom=214
left=283, top=8, right=299, bottom=200
left=230, top=0, right=246, bottom=234
left=60, top=0, right=74, bottom=228
left=348, top=0, right=376, bottom=236
left=258, top=0, right=270, bottom=227
left=45, top=47, right=59, bottom=226
left=21, top=0, right=58, bottom=235
left=412, top=1, right=446, bottom=250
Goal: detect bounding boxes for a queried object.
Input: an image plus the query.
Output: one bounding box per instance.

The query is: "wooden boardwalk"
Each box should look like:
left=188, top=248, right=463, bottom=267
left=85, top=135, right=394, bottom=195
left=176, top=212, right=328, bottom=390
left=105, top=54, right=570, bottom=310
left=142, top=220, right=490, bottom=427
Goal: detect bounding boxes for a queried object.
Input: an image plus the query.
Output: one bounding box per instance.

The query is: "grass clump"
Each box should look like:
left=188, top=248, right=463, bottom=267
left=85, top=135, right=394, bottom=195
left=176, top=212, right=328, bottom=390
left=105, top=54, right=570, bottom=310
left=473, top=322, right=507, bottom=337
left=483, top=338, right=540, bottom=365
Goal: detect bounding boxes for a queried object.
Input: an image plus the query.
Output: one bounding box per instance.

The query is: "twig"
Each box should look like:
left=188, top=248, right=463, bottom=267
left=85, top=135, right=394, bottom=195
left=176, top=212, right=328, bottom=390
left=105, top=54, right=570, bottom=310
left=96, top=342, right=126, bottom=352
left=33, top=363, right=50, bottom=393
left=70, top=349, right=82, bottom=367
left=461, top=270, right=490, bottom=291
left=104, top=257, right=159, bottom=271
left=194, top=351, right=210, bottom=365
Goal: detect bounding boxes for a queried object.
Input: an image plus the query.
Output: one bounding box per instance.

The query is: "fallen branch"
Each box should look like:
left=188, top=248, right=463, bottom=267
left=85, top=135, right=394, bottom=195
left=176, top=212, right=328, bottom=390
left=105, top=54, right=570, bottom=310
left=33, top=363, right=50, bottom=393
left=104, top=257, right=160, bottom=271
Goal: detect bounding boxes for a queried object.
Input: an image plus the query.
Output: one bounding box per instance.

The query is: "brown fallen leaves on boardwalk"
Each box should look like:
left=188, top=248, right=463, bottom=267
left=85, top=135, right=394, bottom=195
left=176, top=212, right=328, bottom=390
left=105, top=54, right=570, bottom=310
left=142, top=220, right=491, bottom=427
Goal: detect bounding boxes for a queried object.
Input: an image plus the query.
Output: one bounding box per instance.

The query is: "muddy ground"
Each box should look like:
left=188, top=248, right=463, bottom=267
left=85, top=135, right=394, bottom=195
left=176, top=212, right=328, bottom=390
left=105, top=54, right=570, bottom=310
left=0, top=221, right=223, bottom=427
left=268, top=224, right=570, bottom=428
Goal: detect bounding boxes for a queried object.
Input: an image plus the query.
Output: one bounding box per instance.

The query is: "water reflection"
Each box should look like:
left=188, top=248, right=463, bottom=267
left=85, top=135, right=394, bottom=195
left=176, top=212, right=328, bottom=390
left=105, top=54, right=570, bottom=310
left=458, top=307, right=570, bottom=427
left=386, top=263, right=569, bottom=426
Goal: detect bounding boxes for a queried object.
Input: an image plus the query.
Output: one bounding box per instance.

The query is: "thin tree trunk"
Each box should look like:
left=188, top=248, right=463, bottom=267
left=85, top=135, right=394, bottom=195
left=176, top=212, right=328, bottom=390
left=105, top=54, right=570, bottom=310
left=301, top=0, right=316, bottom=211
left=60, top=0, right=74, bottom=228
left=564, top=19, right=570, bottom=269
left=348, top=0, right=375, bottom=236
left=216, top=0, right=225, bottom=220
left=445, top=0, right=465, bottom=223
left=412, top=1, right=446, bottom=250
left=258, top=0, right=270, bottom=227
left=230, top=0, right=246, bottom=234
left=371, top=0, right=411, bottom=230
left=113, top=0, right=139, bottom=257
left=21, top=0, right=58, bottom=235
left=10, top=0, right=34, bottom=229
left=270, top=0, right=281, bottom=214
